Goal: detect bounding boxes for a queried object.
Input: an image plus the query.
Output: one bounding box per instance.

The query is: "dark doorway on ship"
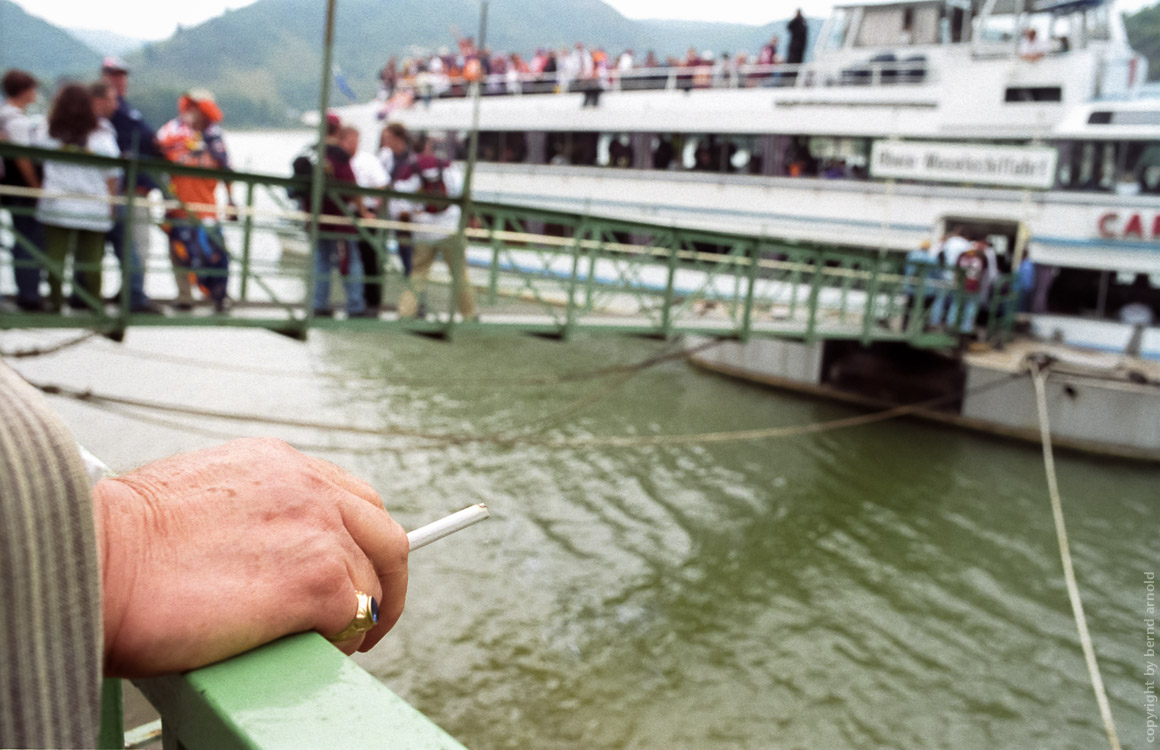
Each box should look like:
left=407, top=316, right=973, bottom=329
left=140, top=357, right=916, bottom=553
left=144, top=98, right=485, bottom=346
left=820, top=341, right=967, bottom=411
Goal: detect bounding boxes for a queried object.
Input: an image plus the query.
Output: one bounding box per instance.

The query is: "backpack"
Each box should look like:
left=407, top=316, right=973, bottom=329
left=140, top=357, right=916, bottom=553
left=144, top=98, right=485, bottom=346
left=287, top=149, right=316, bottom=204
left=956, top=247, right=987, bottom=293
left=414, top=156, right=450, bottom=213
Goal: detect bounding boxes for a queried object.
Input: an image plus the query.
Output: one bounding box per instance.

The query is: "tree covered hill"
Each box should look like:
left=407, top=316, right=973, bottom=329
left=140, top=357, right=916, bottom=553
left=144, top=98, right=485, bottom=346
left=1126, top=1, right=1160, bottom=79
left=0, top=0, right=100, bottom=82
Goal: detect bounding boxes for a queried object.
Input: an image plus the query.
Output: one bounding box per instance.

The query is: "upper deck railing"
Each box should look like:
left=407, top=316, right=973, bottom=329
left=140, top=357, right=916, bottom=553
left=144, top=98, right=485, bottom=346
left=392, top=58, right=936, bottom=104
left=0, top=142, right=1014, bottom=346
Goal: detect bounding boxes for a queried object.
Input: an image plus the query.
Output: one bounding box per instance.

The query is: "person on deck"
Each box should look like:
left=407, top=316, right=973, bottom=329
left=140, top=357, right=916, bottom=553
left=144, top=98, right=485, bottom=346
left=157, top=90, right=233, bottom=313
left=787, top=10, right=809, bottom=66
left=1019, top=28, right=1050, bottom=62
left=99, top=57, right=163, bottom=314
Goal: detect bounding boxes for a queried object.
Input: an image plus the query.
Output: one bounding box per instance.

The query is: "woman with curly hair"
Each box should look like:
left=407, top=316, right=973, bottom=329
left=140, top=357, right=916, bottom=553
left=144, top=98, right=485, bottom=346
left=36, top=83, right=120, bottom=312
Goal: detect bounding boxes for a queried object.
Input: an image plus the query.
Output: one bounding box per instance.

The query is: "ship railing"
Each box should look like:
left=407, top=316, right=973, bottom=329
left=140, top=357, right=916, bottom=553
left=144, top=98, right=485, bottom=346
left=98, top=633, right=468, bottom=750
left=0, top=141, right=999, bottom=347
left=390, top=58, right=933, bottom=104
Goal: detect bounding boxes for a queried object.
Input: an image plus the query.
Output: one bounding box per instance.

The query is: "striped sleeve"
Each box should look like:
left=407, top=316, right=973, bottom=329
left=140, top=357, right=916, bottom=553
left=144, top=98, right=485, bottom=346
left=0, top=361, right=102, bottom=749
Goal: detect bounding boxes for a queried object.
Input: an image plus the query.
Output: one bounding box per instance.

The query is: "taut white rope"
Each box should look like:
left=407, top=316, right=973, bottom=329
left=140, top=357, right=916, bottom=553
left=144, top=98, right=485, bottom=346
left=1030, top=367, right=1121, bottom=750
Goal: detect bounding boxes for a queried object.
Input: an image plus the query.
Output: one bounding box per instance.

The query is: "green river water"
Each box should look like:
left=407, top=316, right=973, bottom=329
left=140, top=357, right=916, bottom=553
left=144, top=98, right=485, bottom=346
left=6, top=325, right=1157, bottom=750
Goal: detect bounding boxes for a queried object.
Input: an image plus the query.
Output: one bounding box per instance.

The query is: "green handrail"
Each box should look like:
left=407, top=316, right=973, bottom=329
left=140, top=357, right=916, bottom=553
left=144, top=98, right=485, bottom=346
left=99, top=633, right=466, bottom=750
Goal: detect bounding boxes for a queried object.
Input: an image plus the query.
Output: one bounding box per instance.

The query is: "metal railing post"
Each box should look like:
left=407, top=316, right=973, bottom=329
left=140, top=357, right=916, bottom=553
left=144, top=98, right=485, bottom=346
left=121, top=139, right=139, bottom=326
left=239, top=181, right=256, bottom=302
left=740, top=241, right=760, bottom=341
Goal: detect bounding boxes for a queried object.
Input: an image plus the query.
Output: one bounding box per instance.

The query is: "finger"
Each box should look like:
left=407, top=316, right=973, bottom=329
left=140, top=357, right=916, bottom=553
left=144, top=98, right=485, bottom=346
left=308, top=528, right=380, bottom=639
left=336, top=496, right=409, bottom=650
left=327, top=577, right=380, bottom=653
left=303, top=453, right=383, bottom=509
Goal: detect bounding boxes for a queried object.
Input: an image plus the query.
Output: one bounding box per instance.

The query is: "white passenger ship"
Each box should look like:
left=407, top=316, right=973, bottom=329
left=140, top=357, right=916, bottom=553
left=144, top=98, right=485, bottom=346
left=353, top=0, right=1160, bottom=459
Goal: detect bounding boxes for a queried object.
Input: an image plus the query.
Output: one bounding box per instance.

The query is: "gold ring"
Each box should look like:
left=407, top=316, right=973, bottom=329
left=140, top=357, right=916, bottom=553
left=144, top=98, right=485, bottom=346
left=328, top=590, right=379, bottom=642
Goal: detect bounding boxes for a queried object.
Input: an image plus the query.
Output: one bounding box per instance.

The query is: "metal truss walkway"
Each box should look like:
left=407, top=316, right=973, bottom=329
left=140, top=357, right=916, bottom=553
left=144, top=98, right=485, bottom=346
left=0, top=143, right=1015, bottom=345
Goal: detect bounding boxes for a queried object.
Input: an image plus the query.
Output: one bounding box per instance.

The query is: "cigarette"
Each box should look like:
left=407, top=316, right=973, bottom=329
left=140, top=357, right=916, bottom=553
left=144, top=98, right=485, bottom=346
left=406, top=503, right=490, bottom=551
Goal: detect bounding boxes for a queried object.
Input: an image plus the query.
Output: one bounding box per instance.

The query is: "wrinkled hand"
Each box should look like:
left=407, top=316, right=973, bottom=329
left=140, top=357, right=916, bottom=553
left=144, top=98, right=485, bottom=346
left=93, top=438, right=409, bottom=677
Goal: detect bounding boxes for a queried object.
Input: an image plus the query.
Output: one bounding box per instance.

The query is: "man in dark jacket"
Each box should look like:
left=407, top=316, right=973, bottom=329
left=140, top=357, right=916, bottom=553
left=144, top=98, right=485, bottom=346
left=787, top=10, right=809, bottom=65
left=99, top=57, right=162, bottom=313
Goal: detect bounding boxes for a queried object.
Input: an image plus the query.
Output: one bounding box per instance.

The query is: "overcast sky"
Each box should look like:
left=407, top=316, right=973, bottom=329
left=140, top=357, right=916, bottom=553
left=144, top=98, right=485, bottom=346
left=8, top=0, right=1155, bottom=39
left=9, top=0, right=827, bottom=39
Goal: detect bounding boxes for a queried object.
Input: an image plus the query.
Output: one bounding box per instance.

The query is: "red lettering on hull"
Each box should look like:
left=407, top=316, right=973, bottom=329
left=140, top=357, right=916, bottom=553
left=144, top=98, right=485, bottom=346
left=1095, top=212, right=1160, bottom=241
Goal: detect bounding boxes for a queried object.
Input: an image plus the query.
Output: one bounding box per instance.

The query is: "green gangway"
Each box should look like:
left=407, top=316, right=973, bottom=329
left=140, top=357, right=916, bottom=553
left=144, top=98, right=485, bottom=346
left=0, top=143, right=1017, bottom=347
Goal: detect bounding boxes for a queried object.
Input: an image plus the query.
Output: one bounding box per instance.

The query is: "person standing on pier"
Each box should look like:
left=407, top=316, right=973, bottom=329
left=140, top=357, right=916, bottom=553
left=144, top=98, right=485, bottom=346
left=379, top=122, right=416, bottom=280
left=311, top=114, right=369, bottom=318
left=390, top=134, right=477, bottom=321
left=157, top=90, right=233, bottom=313
left=0, top=69, right=46, bottom=311
left=99, top=57, right=163, bottom=314
left=341, top=125, right=388, bottom=315
left=35, top=85, right=120, bottom=312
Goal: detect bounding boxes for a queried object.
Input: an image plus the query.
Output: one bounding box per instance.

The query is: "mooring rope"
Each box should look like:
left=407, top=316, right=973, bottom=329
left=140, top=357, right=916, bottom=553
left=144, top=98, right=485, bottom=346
left=26, top=369, right=1026, bottom=451
left=0, top=332, right=99, bottom=359
left=10, top=333, right=721, bottom=388
left=1029, top=362, right=1122, bottom=750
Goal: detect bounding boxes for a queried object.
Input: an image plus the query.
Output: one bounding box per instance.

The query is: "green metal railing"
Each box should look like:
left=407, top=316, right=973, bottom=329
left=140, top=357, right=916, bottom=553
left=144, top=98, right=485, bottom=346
left=97, top=634, right=467, bottom=750
left=0, top=142, right=1013, bottom=347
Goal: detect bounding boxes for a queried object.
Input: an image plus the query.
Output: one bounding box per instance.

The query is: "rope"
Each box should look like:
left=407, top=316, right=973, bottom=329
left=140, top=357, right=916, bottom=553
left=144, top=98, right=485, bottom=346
left=0, top=332, right=99, bottom=359
left=28, top=369, right=1025, bottom=451
left=1029, top=363, right=1122, bottom=750
left=81, top=336, right=722, bottom=387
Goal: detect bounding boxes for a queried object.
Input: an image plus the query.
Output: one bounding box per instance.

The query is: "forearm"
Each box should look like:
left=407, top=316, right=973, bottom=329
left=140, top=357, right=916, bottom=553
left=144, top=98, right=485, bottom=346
left=16, top=157, right=39, bottom=189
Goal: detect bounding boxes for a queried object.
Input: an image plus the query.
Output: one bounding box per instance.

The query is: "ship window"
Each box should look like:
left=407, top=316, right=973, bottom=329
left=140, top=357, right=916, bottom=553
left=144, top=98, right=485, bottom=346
left=651, top=134, right=679, bottom=170
left=820, top=9, right=852, bottom=53
left=855, top=6, right=921, bottom=47
left=543, top=132, right=598, bottom=166
left=1112, top=110, right=1160, bottom=126
left=1004, top=86, right=1062, bottom=102
left=1087, top=111, right=1113, bottom=124
left=1125, top=141, right=1160, bottom=194
left=1059, top=141, right=1117, bottom=192
left=597, top=133, right=634, bottom=168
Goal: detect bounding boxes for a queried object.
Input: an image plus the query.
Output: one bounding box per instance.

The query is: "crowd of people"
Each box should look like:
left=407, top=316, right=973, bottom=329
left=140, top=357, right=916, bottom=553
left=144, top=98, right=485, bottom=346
left=377, top=10, right=810, bottom=112
left=0, top=57, right=233, bottom=315
left=1, top=58, right=475, bottom=320
left=300, top=113, right=476, bottom=321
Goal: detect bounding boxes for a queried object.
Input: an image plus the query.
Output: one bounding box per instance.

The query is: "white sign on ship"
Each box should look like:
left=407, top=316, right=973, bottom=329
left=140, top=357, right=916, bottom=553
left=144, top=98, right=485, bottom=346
left=870, top=141, right=1059, bottom=189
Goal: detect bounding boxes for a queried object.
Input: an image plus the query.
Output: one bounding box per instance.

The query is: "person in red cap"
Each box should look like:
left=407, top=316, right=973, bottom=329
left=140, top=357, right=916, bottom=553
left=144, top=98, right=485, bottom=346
left=157, top=90, right=233, bottom=312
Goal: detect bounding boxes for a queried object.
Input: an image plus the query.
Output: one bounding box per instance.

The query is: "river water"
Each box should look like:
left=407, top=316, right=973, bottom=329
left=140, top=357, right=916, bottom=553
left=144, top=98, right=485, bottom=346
left=4, top=130, right=1158, bottom=749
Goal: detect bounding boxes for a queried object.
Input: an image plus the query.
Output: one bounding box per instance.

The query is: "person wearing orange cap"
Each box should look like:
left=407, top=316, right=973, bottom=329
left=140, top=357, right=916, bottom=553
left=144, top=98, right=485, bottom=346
left=157, top=90, right=233, bottom=312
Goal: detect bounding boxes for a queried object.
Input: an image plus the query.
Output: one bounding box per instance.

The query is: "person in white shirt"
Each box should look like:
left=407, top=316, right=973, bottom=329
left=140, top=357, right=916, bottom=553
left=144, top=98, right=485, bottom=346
left=0, top=68, right=46, bottom=310
left=36, top=84, right=121, bottom=312
left=1019, top=28, right=1049, bottom=62
left=340, top=126, right=389, bottom=313
left=388, top=135, right=476, bottom=320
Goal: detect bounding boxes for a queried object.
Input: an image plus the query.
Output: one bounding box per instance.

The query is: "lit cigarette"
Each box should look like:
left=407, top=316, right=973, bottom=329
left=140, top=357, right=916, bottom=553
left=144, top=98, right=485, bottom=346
left=406, top=503, right=490, bottom=551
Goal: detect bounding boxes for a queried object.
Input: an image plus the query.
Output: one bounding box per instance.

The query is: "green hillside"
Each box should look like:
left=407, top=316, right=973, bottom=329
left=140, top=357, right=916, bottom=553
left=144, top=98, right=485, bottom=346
left=0, top=0, right=100, bottom=83
left=1126, top=1, right=1160, bottom=80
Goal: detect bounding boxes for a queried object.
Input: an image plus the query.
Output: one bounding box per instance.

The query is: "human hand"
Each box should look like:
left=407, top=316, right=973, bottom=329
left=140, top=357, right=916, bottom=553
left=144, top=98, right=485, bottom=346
left=93, top=438, right=408, bottom=677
